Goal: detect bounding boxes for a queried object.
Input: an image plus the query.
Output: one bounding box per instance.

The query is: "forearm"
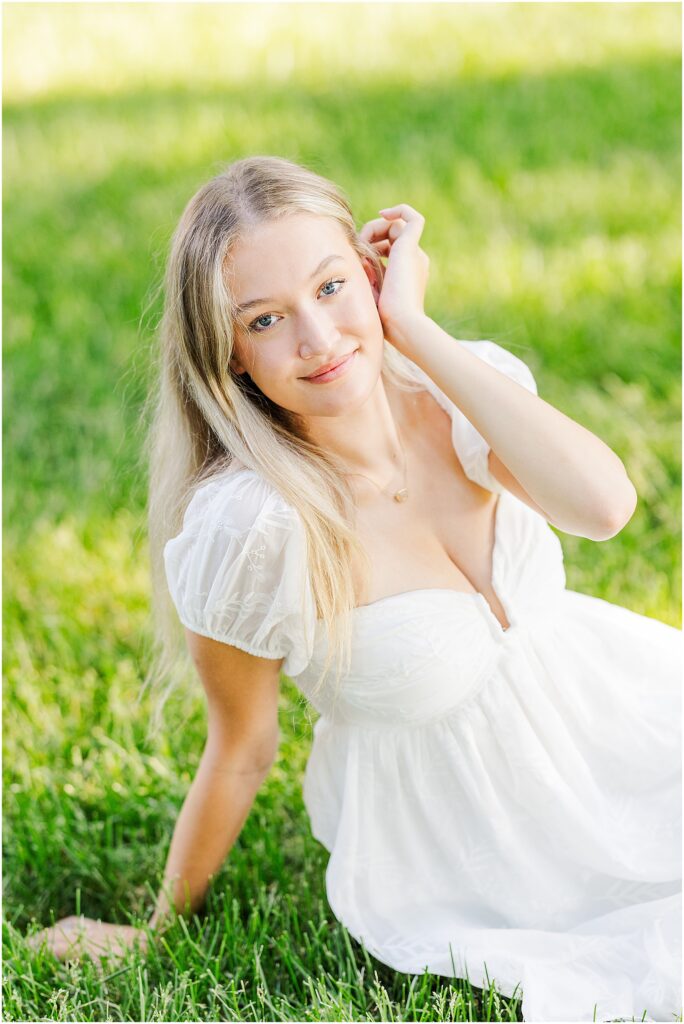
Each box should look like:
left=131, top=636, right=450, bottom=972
left=147, top=749, right=270, bottom=935
left=390, top=314, right=637, bottom=538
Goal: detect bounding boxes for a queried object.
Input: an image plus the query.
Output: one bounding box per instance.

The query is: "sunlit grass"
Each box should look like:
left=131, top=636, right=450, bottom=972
left=4, top=3, right=681, bottom=1021
left=4, top=3, right=680, bottom=102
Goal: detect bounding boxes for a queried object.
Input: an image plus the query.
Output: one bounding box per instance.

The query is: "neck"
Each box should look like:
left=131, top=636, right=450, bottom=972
left=301, top=376, right=405, bottom=480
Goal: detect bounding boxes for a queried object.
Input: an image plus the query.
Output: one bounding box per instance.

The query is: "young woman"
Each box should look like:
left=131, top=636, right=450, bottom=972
left=29, top=156, right=681, bottom=1022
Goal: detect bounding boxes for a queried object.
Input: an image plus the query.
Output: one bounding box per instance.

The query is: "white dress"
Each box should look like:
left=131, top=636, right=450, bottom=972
left=163, top=341, right=682, bottom=1023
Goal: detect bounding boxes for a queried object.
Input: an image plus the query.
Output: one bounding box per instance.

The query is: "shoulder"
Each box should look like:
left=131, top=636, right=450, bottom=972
left=162, top=466, right=314, bottom=674
left=163, top=465, right=307, bottom=620
left=178, top=466, right=300, bottom=540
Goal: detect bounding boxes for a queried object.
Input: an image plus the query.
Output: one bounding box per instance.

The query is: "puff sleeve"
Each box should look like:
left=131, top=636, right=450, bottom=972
left=163, top=470, right=317, bottom=678
left=414, top=340, right=538, bottom=494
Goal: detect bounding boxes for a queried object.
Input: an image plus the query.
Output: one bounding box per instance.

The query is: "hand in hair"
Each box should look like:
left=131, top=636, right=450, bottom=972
left=359, top=203, right=430, bottom=355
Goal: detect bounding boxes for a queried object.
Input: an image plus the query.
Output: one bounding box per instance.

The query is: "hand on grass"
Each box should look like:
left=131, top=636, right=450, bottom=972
left=26, top=914, right=149, bottom=973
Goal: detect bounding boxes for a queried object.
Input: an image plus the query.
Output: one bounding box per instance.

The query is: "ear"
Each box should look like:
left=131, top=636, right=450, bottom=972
left=230, top=355, right=247, bottom=376
left=361, top=256, right=381, bottom=307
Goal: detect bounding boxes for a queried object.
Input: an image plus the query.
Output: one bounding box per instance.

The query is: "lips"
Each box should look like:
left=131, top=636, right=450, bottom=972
left=303, top=351, right=357, bottom=380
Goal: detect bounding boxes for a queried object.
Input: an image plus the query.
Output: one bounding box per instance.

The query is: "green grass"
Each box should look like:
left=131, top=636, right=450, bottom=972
left=3, top=4, right=681, bottom=1021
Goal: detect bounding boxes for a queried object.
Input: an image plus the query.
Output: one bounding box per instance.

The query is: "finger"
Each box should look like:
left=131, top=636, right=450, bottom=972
left=25, top=934, right=46, bottom=954
left=27, top=930, right=61, bottom=957
left=378, top=203, right=424, bottom=222
left=378, top=204, right=425, bottom=241
left=59, top=932, right=87, bottom=959
left=387, top=220, right=406, bottom=242
left=358, top=219, right=387, bottom=244
left=358, top=217, right=404, bottom=244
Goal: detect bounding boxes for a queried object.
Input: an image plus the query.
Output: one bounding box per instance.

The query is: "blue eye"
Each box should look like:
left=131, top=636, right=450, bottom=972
left=319, top=278, right=346, bottom=297
left=251, top=313, right=278, bottom=332
left=247, top=278, right=347, bottom=333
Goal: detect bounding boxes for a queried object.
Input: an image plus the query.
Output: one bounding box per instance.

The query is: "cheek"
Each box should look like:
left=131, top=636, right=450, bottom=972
left=339, top=288, right=382, bottom=339
left=245, top=344, right=297, bottom=400
left=235, top=335, right=282, bottom=379
left=357, top=294, right=386, bottom=344
left=232, top=333, right=253, bottom=372
left=347, top=282, right=377, bottom=317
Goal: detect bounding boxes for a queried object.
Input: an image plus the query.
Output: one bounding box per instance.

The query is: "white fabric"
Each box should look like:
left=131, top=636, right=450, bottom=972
left=164, top=340, right=682, bottom=1022
left=163, top=470, right=316, bottom=677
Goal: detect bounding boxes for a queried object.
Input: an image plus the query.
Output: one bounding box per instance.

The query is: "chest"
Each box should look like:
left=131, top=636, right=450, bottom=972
left=352, top=389, right=509, bottom=630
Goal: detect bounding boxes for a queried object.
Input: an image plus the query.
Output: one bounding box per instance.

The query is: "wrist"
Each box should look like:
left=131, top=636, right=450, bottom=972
left=147, top=907, right=174, bottom=936
left=383, top=311, right=433, bottom=357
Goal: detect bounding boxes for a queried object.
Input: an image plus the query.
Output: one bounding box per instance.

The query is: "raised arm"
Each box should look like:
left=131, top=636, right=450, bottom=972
left=362, top=203, right=638, bottom=541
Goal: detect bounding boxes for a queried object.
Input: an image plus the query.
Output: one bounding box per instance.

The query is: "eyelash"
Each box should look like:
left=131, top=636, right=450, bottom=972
left=247, top=278, right=347, bottom=333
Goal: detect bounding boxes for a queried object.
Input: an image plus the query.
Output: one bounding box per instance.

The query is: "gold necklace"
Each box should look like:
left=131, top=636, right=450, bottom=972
left=345, top=426, right=409, bottom=503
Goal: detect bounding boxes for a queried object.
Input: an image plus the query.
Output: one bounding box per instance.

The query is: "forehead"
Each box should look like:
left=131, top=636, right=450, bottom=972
left=227, top=213, right=352, bottom=291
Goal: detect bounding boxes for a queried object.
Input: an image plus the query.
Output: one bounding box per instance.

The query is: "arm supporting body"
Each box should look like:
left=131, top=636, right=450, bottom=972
left=148, top=632, right=283, bottom=935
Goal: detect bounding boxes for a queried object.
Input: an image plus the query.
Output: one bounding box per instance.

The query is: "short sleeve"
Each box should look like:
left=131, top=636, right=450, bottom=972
left=413, top=340, right=538, bottom=494
left=163, top=470, right=316, bottom=678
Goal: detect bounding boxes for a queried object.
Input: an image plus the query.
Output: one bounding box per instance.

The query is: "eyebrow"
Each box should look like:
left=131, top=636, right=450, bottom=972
left=235, top=254, right=345, bottom=314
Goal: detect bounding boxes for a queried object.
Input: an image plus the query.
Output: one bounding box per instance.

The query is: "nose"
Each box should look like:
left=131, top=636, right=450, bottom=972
left=297, top=305, right=342, bottom=361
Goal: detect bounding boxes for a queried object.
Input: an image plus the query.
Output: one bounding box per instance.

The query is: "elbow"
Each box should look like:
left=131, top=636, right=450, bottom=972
left=594, top=481, right=638, bottom=541
left=204, top=723, right=281, bottom=777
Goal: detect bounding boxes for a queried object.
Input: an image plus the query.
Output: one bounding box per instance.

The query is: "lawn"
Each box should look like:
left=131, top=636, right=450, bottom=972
left=3, top=4, right=681, bottom=1021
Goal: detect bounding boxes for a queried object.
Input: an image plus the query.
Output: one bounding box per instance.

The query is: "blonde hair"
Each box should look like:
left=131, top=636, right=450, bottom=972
left=140, top=155, right=427, bottom=736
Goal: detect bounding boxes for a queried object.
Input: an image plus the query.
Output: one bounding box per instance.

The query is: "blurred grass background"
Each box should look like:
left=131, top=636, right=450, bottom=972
left=4, top=3, right=681, bottom=1021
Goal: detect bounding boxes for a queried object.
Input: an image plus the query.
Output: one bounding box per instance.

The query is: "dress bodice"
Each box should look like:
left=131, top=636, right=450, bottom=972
left=294, top=488, right=568, bottom=726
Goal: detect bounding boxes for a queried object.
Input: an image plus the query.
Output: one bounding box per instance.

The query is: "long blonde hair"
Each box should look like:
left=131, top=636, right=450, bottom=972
left=140, top=155, right=427, bottom=736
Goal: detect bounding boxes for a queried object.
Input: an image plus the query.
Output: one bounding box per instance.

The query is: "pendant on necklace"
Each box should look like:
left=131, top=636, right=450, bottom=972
left=393, top=488, right=409, bottom=503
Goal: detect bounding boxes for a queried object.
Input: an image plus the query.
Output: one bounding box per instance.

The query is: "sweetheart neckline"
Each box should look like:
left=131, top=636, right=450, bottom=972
left=353, top=490, right=511, bottom=634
